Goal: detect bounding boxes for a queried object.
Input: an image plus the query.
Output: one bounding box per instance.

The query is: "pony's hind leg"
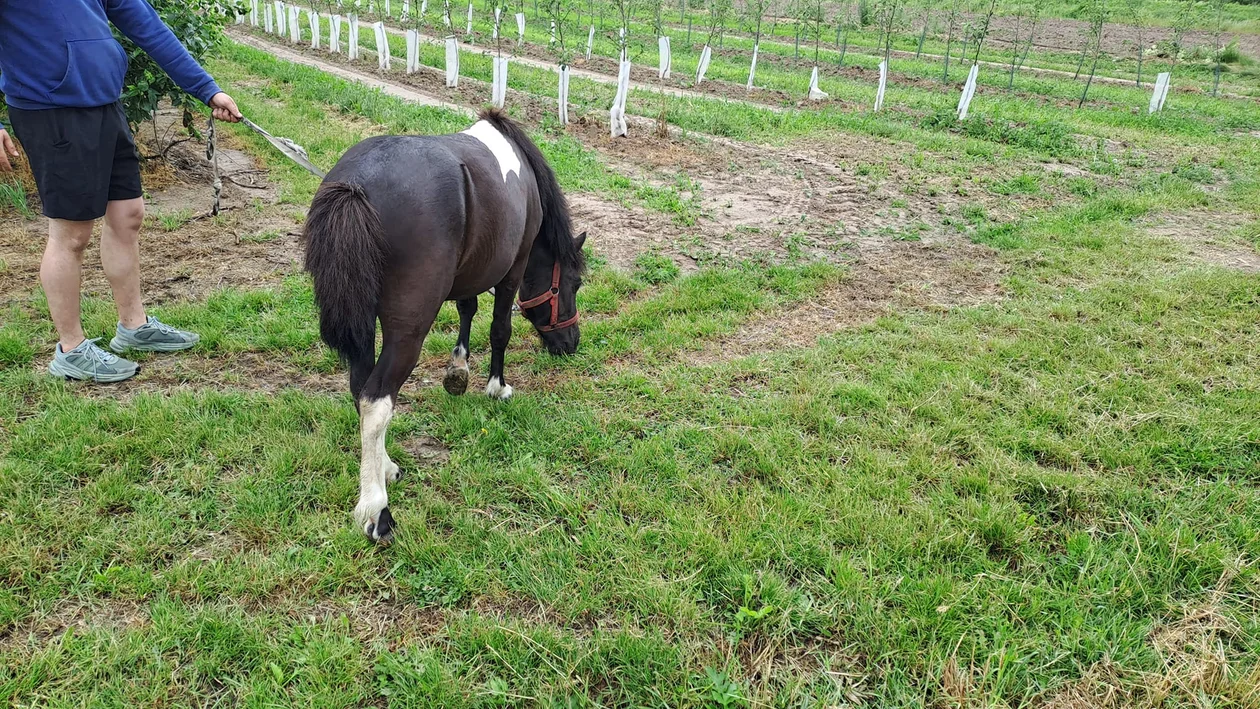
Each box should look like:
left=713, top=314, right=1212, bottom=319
left=354, top=323, right=432, bottom=543
left=443, top=297, right=478, bottom=396
left=485, top=285, right=517, bottom=400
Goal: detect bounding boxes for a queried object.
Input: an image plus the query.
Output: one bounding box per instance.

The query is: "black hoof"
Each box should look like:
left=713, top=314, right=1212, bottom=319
left=443, top=365, right=469, bottom=396
left=367, top=507, right=396, bottom=545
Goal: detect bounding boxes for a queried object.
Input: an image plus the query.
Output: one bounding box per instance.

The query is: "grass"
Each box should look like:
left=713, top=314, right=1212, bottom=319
left=3, top=23, right=1260, bottom=709
left=0, top=180, right=35, bottom=220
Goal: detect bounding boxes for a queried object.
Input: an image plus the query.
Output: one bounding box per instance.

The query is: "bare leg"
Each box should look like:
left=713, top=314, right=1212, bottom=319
left=40, top=219, right=96, bottom=351
left=100, top=198, right=147, bottom=329
left=485, top=285, right=517, bottom=400
left=443, top=296, right=478, bottom=395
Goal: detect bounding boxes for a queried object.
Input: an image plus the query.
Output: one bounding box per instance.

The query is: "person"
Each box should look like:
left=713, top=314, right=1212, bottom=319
left=0, top=0, right=244, bottom=383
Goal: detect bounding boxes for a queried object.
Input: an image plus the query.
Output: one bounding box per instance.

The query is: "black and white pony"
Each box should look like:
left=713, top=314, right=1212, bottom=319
left=303, top=109, right=587, bottom=543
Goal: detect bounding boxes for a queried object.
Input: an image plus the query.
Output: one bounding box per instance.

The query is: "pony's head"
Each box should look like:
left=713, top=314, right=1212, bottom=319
left=519, top=231, right=587, bottom=355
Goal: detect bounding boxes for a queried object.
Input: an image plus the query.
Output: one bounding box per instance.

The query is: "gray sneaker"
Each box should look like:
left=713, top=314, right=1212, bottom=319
left=109, top=316, right=200, bottom=353
left=48, top=339, right=140, bottom=383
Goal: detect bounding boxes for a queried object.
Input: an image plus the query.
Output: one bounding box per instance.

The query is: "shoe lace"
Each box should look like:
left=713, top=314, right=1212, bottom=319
left=82, top=339, right=120, bottom=366
left=146, top=318, right=182, bottom=335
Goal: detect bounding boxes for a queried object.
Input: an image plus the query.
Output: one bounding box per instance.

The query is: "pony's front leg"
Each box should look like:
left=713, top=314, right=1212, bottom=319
left=443, top=297, right=478, bottom=395
left=485, top=285, right=517, bottom=400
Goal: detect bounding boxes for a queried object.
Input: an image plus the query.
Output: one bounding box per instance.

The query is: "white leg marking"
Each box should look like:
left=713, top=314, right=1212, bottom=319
left=450, top=344, right=469, bottom=370
left=354, top=397, right=393, bottom=537
left=485, top=376, right=514, bottom=400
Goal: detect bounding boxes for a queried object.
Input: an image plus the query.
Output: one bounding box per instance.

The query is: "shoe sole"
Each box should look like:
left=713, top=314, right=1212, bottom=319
left=48, top=358, right=139, bottom=383
left=109, top=335, right=199, bottom=353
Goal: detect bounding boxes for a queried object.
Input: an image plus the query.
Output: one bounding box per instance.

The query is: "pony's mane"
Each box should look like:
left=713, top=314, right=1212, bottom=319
left=477, top=108, right=586, bottom=274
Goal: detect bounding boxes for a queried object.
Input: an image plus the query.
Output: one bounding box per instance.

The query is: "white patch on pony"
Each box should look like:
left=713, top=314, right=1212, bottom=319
left=462, top=120, right=521, bottom=183
left=486, top=376, right=514, bottom=400
left=354, top=397, right=393, bottom=536
left=450, top=344, right=469, bottom=370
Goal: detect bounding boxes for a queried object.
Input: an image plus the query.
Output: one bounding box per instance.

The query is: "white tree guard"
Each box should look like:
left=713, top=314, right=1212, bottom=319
left=237, top=10, right=245, bottom=24
left=275, top=2, right=286, bottom=36
left=746, top=43, right=758, bottom=90
left=558, top=65, right=570, bottom=124
left=385, top=0, right=391, bottom=16
left=264, top=3, right=274, bottom=33
left=445, top=36, right=460, bottom=86
left=550, top=20, right=556, bottom=47
left=402, top=0, right=410, bottom=20
left=348, top=15, right=360, bottom=59
left=1149, top=72, right=1171, bottom=113
left=331, top=14, right=343, bottom=53
left=251, top=0, right=259, bottom=26
left=957, top=63, right=979, bottom=119
left=492, top=56, right=509, bottom=108
left=309, top=10, right=321, bottom=49
left=405, top=29, right=419, bottom=72
left=493, top=7, right=501, bottom=39
left=874, top=60, right=887, bottom=112
left=658, top=36, right=671, bottom=79
left=618, top=27, right=626, bottom=63
left=696, top=45, right=712, bottom=85
left=421, top=0, right=427, bottom=14
left=609, top=59, right=631, bottom=137
left=515, top=12, right=525, bottom=43
left=466, top=3, right=473, bottom=36
left=289, top=5, right=301, bottom=43
left=807, top=66, right=828, bottom=100
left=374, top=22, right=391, bottom=69
left=586, top=25, right=594, bottom=60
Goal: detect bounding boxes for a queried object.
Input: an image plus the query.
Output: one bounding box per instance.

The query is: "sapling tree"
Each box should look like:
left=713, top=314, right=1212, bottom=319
left=1077, top=0, right=1108, bottom=107
left=1123, top=0, right=1147, bottom=86
left=1007, top=0, right=1042, bottom=89
left=969, top=0, right=997, bottom=63
left=874, top=0, right=901, bottom=65
left=704, top=0, right=733, bottom=53
left=836, top=1, right=854, bottom=66
left=914, top=0, right=933, bottom=59
left=801, top=0, right=824, bottom=64
left=941, top=0, right=965, bottom=81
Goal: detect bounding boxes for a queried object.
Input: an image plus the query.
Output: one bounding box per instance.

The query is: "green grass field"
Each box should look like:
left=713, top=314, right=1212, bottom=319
left=2, top=8, right=1260, bottom=707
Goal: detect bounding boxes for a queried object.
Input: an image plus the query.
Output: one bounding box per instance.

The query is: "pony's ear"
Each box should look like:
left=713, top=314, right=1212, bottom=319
left=574, top=232, right=587, bottom=250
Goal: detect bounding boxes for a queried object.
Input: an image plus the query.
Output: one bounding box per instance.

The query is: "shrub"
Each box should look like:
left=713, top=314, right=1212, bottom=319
left=115, top=0, right=243, bottom=129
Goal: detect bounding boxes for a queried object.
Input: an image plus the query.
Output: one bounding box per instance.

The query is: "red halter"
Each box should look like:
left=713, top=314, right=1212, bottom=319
left=517, top=261, right=579, bottom=332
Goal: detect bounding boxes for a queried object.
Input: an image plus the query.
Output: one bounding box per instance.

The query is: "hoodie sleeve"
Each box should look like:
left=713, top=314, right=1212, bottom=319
left=105, top=0, right=223, bottom=106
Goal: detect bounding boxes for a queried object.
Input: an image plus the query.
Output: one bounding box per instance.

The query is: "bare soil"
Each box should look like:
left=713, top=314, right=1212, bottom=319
left=0, top=110, right=302, bottom=305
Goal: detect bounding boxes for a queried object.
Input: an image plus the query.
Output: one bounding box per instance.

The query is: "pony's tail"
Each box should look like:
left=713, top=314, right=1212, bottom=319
left=302, top=181, right=387, bottom=366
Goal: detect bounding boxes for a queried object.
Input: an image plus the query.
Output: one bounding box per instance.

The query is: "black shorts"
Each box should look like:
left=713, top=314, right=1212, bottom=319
left=6, top=102, right=143, bottom=222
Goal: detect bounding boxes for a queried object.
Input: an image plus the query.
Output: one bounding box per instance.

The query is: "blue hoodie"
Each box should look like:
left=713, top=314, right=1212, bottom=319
left=0, top=0, right=222, bottom=129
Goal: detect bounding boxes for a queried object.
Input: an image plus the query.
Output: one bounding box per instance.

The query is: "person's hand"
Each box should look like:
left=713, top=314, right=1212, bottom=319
left=0, top=129, right=18, bottom=172
left=209, top=92, right=243, bottom=123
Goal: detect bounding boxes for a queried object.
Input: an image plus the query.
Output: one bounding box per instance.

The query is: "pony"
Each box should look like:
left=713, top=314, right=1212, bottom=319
left=302, top=109, right=587, bottom=543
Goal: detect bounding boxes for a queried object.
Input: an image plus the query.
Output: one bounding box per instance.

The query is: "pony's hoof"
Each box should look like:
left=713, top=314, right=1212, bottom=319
left=364, top=507, right=396, bottom=544
left=384, top=459, right=402, bottom=483
left=443, top=365, right=469, bottom=396
left=486, top=377, right=513, bottom=400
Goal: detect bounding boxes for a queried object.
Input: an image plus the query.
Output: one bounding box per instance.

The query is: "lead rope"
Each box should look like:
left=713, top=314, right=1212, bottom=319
left=207, top=115, right=222, bottom=216
left=206, top=113, right=326, bottom=216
